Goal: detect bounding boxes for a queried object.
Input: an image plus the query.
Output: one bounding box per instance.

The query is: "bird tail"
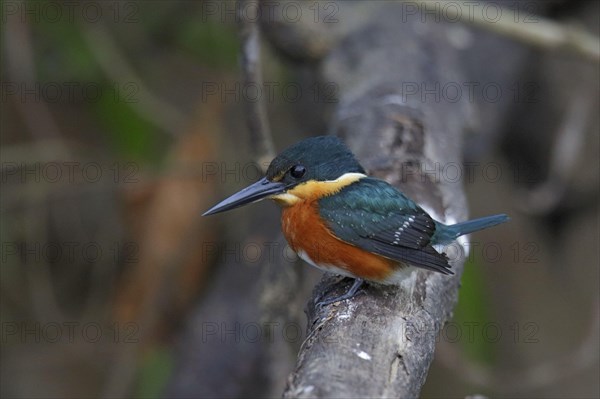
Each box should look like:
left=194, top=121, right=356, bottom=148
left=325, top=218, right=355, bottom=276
left=434, top=214, right=509, bottom=244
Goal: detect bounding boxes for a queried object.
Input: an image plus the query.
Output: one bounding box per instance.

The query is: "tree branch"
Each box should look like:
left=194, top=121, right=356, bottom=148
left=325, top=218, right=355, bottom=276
left=261, top=2, right=481, bottom=396
left=283, top=98, right=468, bottom=398
left=409, top=0, right=600, bottom=63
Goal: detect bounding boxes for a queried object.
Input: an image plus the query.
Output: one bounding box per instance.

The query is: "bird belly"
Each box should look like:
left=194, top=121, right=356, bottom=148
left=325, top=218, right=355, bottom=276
left=296, top=249, right=357, bottom=279
left=281, top=201, right=400, bottom=283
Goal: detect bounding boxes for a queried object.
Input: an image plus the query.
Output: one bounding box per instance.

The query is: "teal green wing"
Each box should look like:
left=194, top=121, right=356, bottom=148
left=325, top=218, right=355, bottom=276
left=318, top=178, right=452, bottom=274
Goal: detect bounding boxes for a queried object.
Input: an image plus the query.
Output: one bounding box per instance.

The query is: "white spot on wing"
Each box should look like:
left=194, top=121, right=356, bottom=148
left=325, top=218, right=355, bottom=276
left=356, top=350, right=372, bottom=360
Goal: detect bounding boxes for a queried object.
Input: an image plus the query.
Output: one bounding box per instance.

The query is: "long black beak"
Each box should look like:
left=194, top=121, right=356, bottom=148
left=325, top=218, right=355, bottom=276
left=202, top=177, right=286, bottom=216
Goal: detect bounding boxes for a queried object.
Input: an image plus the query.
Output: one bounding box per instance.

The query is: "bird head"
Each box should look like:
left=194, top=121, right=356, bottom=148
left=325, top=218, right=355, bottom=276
left=203, top=136, right=365, bottom=215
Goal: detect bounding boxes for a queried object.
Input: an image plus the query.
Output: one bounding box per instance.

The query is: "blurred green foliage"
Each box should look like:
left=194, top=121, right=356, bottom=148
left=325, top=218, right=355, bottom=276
left=136, top=346, right=174, bottom=398
left=29, top=0, right=239, bottom=163
left=34, top=16, right=101, bottom=82
left=454, top=255, right=496, bottom=365
left=176, top=19, right=239, bottom=68
left=92, top=92, right=161, bottom=161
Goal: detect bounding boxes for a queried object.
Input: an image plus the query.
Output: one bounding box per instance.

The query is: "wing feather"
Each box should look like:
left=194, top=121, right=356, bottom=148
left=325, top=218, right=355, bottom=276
left=319, top=178, right=452, bottom=275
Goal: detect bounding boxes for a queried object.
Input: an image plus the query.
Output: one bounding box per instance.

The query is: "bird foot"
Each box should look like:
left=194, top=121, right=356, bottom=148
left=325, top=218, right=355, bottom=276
left=316, top=278, right=365, bottom=307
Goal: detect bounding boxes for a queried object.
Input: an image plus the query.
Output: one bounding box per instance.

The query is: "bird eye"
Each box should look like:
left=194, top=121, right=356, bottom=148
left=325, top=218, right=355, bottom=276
left=290, top=165, right=306, bottom=179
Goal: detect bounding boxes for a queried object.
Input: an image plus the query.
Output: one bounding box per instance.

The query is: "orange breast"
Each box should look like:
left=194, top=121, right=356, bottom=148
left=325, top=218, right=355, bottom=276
left=281, top=200, right=397, bottom=282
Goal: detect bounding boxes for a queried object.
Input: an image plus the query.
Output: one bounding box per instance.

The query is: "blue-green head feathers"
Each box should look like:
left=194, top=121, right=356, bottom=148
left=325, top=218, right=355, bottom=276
left=266, top=136, right=365, bottom=185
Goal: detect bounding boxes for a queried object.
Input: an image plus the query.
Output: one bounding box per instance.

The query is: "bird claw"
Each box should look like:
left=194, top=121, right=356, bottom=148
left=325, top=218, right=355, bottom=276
left=315, top=278, right=365, bottom=308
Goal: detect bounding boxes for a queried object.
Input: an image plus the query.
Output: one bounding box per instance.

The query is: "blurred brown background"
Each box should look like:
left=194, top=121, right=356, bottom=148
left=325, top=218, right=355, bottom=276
left=1, top=1, right=598, bottom=398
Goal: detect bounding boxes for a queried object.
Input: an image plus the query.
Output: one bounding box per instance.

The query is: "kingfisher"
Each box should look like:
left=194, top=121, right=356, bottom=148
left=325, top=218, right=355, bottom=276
left=203, top=136, right=508, bottom=305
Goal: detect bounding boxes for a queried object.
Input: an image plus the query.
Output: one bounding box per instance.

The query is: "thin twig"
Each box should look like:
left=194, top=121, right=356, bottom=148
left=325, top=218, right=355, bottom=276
left=239, top=0, right=276, bottom=170
left=3, top=13, right=69, bottom=324
left=4, top=14, right=69, bottom=152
